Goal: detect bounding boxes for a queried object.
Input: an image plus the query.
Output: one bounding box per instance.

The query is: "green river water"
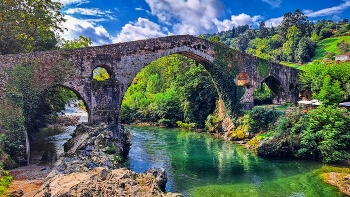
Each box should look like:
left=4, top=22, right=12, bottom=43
left=126, top=125, right=348, bottom=197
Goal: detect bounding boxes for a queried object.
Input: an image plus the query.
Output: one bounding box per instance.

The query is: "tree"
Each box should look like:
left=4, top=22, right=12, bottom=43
left=313, top=75, right=344, bottom=105
left=61, top=36, right=93, bottom=49
left=236, top=24, right=249, bottom=34
left=279, top=10, right=308, bottom=39
left=319, top=28, right=333, bottom=39
left=258, top=21, right=269, bottom=38
left=297, top=106, right=350, bottom=163
left=282, top=26, right=302, bottom=62
left=208, top=35, right=221, bottom=43
left=0, top=0, right=65, bottom=54
left=246, top=38, right=271, bottom=60
left=337, top=40, right=350, bottom=53
left=295, top=37, right=316, bottom=63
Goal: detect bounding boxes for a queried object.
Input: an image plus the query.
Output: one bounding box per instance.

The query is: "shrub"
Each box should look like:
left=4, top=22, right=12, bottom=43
left=247, top=107, right=283, bottom=135
left=297, top=106, right=350, bottom=163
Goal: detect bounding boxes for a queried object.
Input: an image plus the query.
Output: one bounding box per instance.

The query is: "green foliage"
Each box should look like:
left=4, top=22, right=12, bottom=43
left=297, top=106, right=350, bottom=163
left=121, top=54, right=217, bottom=128
left=313, top=76, right=344, bottom=106
left=247, top=107, right=283, bottom=135
left=0, top=162, right=12, bottom=196
left=176, top=121, right=196, bottom=130
left=295, top=37, right=317, bottom=63
left=0, top=0, right=65, bottom=54
left=299, top=61, right=350, bottom=104
left=211, top=43, right=244, bottom=119
left=254, top=83, right=272, bottom=105
left=282, top=26, right=302, bottom=62
left=61, top=35, right=93, bottom=49
left=205, top=113, right=221, bottom=133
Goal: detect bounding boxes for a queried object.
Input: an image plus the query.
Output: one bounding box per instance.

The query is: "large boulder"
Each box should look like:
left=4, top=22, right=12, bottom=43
left=34, top=167, right=181, bottom=197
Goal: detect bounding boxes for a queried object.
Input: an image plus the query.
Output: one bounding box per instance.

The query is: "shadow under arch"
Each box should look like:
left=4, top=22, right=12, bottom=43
left=262, top=75, right=286, bottom=102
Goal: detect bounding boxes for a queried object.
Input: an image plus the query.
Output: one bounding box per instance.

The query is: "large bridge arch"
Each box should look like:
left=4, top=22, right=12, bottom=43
left=0, top=35, right=300, bottom=136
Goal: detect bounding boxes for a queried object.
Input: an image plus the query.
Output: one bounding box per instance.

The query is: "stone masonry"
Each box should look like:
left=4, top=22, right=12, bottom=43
left=0, top=35, right=300, bottom=134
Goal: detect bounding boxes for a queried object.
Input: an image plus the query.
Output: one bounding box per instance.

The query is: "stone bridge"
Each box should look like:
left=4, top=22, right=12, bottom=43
left=0, top=35, right=300, bottom=134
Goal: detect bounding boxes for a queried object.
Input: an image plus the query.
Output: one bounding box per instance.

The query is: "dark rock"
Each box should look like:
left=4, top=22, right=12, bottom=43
left=9, top=190, right=23, bottom=197
left=145, top=167, right=167, bottom=192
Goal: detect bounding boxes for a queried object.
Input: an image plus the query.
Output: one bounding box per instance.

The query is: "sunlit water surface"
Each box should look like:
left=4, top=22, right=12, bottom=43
left=127, top=126, right=347, bottom=197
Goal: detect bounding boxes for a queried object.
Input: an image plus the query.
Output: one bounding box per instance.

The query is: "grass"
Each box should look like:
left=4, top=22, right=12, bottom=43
left=312, top=36, right=350, bottom=61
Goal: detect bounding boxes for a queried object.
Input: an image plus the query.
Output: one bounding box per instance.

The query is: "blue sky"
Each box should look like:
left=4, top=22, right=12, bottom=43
left=54, top=0, right=350, bottom=45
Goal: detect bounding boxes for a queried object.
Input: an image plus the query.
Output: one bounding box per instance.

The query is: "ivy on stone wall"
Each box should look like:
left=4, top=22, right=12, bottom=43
left=206, top=42, right=245, bottom=120
left=257, top=58, right=269, bottom=78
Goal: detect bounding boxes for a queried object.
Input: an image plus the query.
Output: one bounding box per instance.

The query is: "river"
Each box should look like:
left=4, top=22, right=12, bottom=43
left=30, top=104, right=88, bottom=166
left=126, top=125, right=348, bottom=197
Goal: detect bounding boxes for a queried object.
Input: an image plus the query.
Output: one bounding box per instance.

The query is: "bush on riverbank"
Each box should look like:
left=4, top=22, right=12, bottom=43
left=251, top=106, right=350, bottom=163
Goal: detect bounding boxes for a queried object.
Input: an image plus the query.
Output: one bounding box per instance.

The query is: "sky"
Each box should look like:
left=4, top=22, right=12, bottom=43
left=54, top=0, right=350, bottom=45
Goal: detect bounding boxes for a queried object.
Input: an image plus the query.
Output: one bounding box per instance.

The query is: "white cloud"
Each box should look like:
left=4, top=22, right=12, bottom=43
left=303, top=0, right=350, bottom=18
left=61, top=15, right=112, bottom=45
left=113, top=17, right=168, bottom=43
left=265, top=16, right=283, bottom=27
left=261, top=0, right=282, bottom=8
left=53, top=0, right=89, bottom=6
left=65, top=8, right=113, bottom=16
left=135, top=7, right=144, bottom=11
left=145, top=0, right=224, bottom=35
left=213, top=13, right=261, bottom=32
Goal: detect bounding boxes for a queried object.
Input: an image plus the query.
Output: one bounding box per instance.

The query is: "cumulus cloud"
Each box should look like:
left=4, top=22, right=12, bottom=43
left=145, top=0, right=224, bottom=35
left=61, top=15, right=112, bottom=45
left=303, top=0, right=350, bottom=18
left=113, top=18, right=168, bottom=43
left=261, top=0, right=282, bottom=8
left=65, top=8, right=113, bottom=16
left=213, top=13, right=261, bottom=32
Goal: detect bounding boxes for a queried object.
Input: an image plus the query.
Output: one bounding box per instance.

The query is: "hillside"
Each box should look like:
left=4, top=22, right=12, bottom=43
left=312, top=36, right=350, bottom=60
